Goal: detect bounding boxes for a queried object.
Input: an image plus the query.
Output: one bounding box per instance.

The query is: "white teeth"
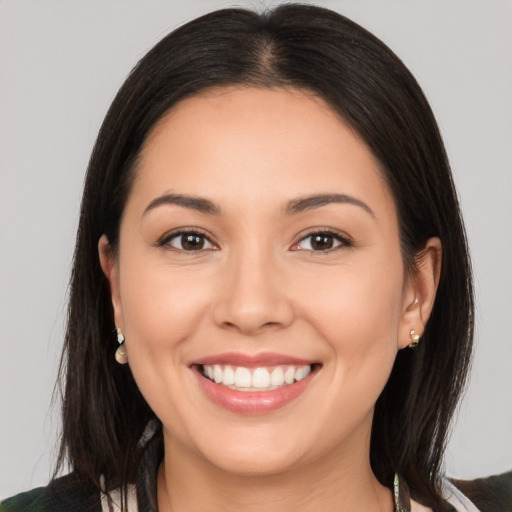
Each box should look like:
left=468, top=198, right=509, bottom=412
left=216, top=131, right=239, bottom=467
left=295, top=365, right=311, bottom=381
left=213, top=365, right=223, bottom=384
left=202, top=364, right=313, bottom=390
left=234, top=367, right=252, bottom=388
left=270, top=367, right=285, bottom=386
left=223, top=366, right=235, bottom=385
left=284, top=366, right=295, bottom=384
left=252, top=368, right=271, bottom=388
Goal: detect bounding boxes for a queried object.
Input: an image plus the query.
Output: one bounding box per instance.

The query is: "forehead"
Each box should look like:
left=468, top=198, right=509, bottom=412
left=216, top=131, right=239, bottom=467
left=129, top=86, right=395, bottom=218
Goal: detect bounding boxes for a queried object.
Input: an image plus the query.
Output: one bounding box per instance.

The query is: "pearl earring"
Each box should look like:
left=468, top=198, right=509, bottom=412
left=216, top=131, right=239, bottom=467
left=115, top=328, right=128, bottom=364
left=408, top=329, right=420, bottom=349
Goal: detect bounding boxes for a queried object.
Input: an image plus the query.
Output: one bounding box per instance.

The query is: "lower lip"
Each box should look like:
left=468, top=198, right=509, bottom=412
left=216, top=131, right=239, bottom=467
left=193, top=367, right=316, bottom=414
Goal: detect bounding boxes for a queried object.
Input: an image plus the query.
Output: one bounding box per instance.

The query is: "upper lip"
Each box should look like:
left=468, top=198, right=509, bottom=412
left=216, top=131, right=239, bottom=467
left=191, top=352, right=317, bottom=368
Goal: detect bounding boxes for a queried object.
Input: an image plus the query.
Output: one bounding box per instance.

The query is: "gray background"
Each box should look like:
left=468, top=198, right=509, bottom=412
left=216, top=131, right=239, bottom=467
left=1, top=0, right=511, bottom=498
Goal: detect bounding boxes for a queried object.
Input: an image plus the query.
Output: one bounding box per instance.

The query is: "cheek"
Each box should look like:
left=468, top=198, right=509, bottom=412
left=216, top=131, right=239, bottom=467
left=116, top=254, right=217, bottom=430
left=302, top=263, right=403, bottom=340
left=118, top=253, right=214, bottom=359
left=297, top=258, right=405, bottom=389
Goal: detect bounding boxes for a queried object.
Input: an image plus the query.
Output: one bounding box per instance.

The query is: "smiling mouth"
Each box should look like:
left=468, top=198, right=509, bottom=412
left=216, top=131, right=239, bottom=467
left=200, top=364, right=319, bottom=392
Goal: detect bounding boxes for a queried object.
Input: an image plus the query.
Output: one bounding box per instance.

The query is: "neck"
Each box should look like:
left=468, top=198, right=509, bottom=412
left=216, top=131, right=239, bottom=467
left=157, top=428, right=393, bottom=512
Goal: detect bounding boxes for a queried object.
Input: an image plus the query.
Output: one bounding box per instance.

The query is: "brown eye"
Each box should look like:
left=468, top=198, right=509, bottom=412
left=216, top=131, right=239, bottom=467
left=293, top=231, right=349, bottom=252
left=164, top=232, right=216, bottom=251
left=181, top=234, right=205, bottom=250
left=311, top=234, right=335, bottom=250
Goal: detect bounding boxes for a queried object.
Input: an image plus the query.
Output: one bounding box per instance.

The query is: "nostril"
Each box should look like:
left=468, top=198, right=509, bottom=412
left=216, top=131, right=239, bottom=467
left=221, top=321, right=240, bottom=332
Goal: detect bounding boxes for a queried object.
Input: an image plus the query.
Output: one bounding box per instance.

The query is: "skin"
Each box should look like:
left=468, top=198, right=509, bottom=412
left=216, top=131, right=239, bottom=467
left=99, top=87, right=441, bottom=512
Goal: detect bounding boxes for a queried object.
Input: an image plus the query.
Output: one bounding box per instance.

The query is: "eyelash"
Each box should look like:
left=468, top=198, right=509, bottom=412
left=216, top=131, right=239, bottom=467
left=291, top=229, right=352, bottom=253
left=157, top=230, right=218, bottom=252
left=157, top=229, right=352, bottom=253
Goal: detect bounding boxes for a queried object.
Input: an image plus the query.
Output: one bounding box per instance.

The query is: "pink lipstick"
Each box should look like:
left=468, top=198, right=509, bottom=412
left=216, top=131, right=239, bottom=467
left=191, top=352, right=319, bottom=414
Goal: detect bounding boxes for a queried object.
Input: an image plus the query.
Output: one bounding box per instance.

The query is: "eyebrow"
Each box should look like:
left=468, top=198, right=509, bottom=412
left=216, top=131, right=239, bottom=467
left=283, top=193, right=375, bottom=217
left=143, top=193, right=221, bottom=216
left=143, top=192, right=374, bottom=218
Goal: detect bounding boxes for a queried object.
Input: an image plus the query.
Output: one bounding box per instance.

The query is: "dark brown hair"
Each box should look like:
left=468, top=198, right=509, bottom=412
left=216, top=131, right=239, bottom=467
left=56, top=4, right=473, bottom=509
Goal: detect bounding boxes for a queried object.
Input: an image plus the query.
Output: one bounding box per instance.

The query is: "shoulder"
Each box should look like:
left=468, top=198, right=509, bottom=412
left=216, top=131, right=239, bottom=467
left=0, top=473, right=101, bottom=512
left=449, top=470, right=512, bottom=512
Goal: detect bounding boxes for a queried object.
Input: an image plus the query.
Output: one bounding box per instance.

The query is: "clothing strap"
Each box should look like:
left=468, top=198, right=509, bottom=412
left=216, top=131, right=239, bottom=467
left=441, top=479, right=481, bottom=512
left=394, top=473, right=412, bottom=512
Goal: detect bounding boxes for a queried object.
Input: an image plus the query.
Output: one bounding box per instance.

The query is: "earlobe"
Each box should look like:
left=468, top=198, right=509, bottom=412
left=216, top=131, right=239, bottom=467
left=98, top=234, right=124, bottom=329
left=398, top=237, right=442, bottom=349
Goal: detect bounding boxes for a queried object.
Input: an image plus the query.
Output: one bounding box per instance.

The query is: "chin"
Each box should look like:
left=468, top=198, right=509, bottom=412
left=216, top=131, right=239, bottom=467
left=186, top=427, right=310, bottom=477
left=206, top=448, right=305, bottom=477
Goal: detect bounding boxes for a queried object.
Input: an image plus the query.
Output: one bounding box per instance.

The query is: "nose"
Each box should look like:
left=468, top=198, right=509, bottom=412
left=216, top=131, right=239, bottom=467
left=212, top=245, right=294, bottom=335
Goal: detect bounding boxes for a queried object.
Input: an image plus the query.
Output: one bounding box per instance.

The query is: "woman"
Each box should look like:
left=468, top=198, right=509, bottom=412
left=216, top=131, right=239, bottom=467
left=1, top=4, right=510, bottom=512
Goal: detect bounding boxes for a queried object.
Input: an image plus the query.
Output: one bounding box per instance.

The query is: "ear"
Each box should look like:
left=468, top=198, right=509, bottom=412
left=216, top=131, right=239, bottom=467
left=398, top=237, right=442, bottom=349
left=98, top=234, right=124, bottom=330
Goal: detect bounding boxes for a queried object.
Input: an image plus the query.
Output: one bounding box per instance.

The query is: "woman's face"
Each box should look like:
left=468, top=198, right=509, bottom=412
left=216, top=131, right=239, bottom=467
left=101, top=87, right=437, bottom=476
